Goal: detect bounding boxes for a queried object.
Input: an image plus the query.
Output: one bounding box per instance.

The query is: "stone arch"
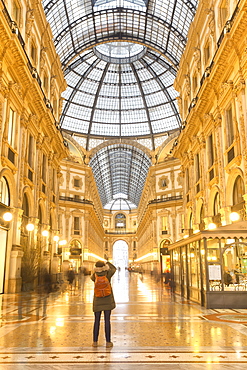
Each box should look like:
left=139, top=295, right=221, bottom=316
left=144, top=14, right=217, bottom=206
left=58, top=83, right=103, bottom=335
left=22, top=186, right=34, bottom=218
left=49, top=207, right=57, bottom=231
left=38, top=199, right=47, bottom=223
left=159, top=238, right=172, bottom=247
left=63, top=132, right=87, bottom=158
left=156, top=131, right=180, bottom=162
left=225, top=168, right=244, bottom=207
left=89, top=139, right=152, bottom=160
left=112, top=239, right=129, bottom=270
left=185, top=206, right=193, bottom=230
left=208, top=185, right=221, bottom=216
left=0, top=168, right=17, bottom=207
left=195, top=197, right=204, bottom=224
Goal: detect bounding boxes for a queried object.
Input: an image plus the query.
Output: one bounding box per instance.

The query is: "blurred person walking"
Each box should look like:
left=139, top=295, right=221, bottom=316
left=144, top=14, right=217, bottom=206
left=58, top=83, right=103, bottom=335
left=91, top=260, right=116, bottom=348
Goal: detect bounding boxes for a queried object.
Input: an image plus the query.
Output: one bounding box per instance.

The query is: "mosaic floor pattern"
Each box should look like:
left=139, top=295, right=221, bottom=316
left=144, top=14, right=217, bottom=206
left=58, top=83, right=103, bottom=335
left=0, top=273, right=247, bottom=369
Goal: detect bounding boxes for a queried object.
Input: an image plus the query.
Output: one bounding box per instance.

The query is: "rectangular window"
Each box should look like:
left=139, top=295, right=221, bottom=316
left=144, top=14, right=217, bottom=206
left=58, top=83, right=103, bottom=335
left=74, top=217, right=80, bottom=235
left=195, top=153, right=200, bottom=182
left=192, top=75, right=197, bottom=92
left=31, top=43, right=37, bottom=64
left=28, top=134, right=34, bottom=168
left=52, top=169, right=56, bottom=191
left=184, top=99, right=188, bottom=118
left=220, top=2, right=228, bottom=27
left=204, top=43, right=210, bottom=65
left=208, top=133, right=214, bottom=168
left=162, top=216, right=167, bottom=231
left=42, top=154, right=47, bottom=183
left=12, top=0, right=20, bottom=25
left=226, top=105, right=234, bottom=147
left=186, top=168, right=190, bottom=194
left=43, top=74, right=49, bottom=92
left=8, top=108, right=15, bottom=148
left=74, top=178, right=80, bottom=187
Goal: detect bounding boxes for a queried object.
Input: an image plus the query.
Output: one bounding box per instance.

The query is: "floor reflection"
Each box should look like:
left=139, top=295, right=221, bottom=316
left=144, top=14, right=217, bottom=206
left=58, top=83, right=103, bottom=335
left=0, top=273, right=246, bottom=368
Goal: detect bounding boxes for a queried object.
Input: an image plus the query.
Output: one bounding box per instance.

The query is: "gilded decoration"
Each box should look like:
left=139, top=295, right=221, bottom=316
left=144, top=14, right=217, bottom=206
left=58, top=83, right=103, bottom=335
left=158, top=176, right=169, bottom=190
left=72, top=176, right=82, bottom=190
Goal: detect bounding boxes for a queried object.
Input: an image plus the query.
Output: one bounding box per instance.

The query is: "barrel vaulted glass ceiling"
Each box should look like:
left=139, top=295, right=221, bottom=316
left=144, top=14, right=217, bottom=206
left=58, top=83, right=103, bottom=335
left=90, top=144, right=151, bottom=210
left=42, top=0, right=197, bottom=209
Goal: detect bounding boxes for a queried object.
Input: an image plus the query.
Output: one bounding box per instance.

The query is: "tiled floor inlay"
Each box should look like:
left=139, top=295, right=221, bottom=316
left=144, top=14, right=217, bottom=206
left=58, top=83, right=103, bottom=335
left=0, top=273, right=247, bottom=368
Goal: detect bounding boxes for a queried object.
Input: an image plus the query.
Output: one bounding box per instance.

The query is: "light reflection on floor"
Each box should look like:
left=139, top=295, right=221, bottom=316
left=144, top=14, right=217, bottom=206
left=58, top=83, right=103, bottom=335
left=0, top=272, right=247, bottom=368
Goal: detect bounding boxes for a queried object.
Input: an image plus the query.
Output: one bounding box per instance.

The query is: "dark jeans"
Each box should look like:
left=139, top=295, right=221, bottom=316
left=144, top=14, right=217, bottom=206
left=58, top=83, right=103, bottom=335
left=93, top=310, right=111, bottom=342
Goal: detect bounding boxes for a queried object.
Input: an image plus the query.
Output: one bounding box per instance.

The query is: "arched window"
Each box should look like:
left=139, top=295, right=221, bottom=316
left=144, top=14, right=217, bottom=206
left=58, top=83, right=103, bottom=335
left=233, top=176, right=245, bottom=205
left=189, top=213, right=193, bottom=230
left=70, top=240, right=82, bottom=255
left=199, top=205, right=205, bottom=230
left=115, top=213, right=126, bottom=228
left=22, top=193, right=29, bottom=217
left=213, top=192, right=220, bottom=216
left=21, top=193, right=30, bottom=243
left=0, top=177, right=10, bottom=206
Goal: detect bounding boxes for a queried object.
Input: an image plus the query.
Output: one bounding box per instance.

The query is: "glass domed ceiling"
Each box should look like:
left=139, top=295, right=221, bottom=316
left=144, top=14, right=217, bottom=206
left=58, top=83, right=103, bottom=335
left=43, top=0, right=198, bottom=151
left=94, top=42, right=146, bottom=63
left=42, top=0, right=197, bottom=209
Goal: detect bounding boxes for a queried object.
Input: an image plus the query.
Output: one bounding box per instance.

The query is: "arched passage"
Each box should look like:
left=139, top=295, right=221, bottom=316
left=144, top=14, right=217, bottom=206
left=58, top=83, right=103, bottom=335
left=112, top=240, right=129, bottom=272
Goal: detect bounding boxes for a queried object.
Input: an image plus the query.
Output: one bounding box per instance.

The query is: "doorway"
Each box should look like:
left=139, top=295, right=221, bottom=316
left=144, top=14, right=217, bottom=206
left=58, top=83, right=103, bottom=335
left=0, top=228, right=7, bottom=293
left=112, top=240, right=129, bottom=272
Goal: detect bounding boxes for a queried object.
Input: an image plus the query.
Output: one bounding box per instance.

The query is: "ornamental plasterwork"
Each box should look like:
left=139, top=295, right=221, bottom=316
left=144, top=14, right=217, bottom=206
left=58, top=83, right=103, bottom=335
left=158, top=175, right=169, bottom=190
left=177, top=172, right=183, bottom=186
left=193, top=47, right=201, bottom=72
left=72, top=176, right=82, bottom=190
left=26, top=9, right=35, bottom=37
left=89, top=138, right=152, bottom=159
left=184, top=74, right=191, bottom=96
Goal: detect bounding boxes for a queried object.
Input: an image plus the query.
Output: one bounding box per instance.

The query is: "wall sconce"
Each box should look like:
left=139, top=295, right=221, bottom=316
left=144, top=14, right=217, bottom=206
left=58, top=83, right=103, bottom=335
left=53, top=235, right=59, bottom=242
left=0, top=206, right=13, bottom=227
left=208, top=222, right=216, bottom=230
left=2, top=211, right=13, bottom=222
left=59, top=240, right=67, bottom=246
left=42, top=230, right=49, bottom=237
left=26, top=223, right=35, bottom=231
left=230, top=212, right=240, bottom=222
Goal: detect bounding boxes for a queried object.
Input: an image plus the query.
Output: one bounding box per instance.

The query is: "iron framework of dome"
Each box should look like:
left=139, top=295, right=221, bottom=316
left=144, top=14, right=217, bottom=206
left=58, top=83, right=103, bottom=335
left=42, top=0, right=197, bottom=209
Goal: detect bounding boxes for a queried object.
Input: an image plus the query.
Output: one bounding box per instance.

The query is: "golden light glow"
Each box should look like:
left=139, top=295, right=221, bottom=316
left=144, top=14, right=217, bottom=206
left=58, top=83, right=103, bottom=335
left=53, top=235, right=59, bottom=242
left=59, top=239, right=67, bottom=246
left=2, top=212, right=13, bottom=222
left=50, top=326, right=56, bottom=334
left=56, top=318, right=64, bottom=327
left=26, top=223, right=34, bottom=231
left=230, top=212, right=240, bottom=222
left=193, top=229, right=200, bottom=234
left=134, top=252, right=156, bottom=262
left=42, top=230, right=49, bottom=237
left=87, top=252, right=106, bottom=261
left=208, top=222, right=216, bottom=230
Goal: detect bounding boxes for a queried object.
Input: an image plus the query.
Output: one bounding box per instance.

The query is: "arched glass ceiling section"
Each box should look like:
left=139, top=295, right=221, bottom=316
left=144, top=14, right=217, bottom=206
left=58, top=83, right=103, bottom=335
left=61, top=48, right=181, bottom=147
left=43, top=0, right=197, bottom=69
left=43, top=0, right=197, bottom=148
left=89, top=144, right=151, bottom=209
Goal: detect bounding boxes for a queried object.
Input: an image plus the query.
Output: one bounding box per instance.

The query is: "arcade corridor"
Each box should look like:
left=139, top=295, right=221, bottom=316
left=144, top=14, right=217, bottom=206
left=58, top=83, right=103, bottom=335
left=0, top=272, right=246, bottom=368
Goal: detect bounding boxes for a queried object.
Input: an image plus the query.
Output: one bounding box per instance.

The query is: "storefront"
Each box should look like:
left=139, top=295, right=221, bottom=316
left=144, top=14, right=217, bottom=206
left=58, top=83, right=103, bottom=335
left=169, top=222, right=247, bottom=308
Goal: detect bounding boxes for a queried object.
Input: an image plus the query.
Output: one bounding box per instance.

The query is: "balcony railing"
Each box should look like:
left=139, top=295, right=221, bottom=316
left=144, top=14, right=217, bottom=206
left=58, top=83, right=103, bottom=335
left=149, top=195, right=182, bottom=204
left=105, top=230, right=136, bottom=235
left=59, top=196, right=93, bottom=205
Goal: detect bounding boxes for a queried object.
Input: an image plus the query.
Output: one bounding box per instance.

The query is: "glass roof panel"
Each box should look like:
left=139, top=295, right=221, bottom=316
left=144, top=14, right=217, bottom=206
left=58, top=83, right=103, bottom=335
left=42, top=0, right=197, bottom=209
left=90, top=144, right=151, bottom=208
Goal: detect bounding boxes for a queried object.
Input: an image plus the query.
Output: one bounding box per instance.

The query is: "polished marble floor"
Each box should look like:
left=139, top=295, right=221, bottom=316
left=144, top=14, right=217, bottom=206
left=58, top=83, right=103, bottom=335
left=0, top=271, right=247, bottom=369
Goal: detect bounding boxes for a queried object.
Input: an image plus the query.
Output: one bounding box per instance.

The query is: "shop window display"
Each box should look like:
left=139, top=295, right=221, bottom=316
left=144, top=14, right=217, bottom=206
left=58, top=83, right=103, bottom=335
left=222, top=239, right=247, bottom=291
